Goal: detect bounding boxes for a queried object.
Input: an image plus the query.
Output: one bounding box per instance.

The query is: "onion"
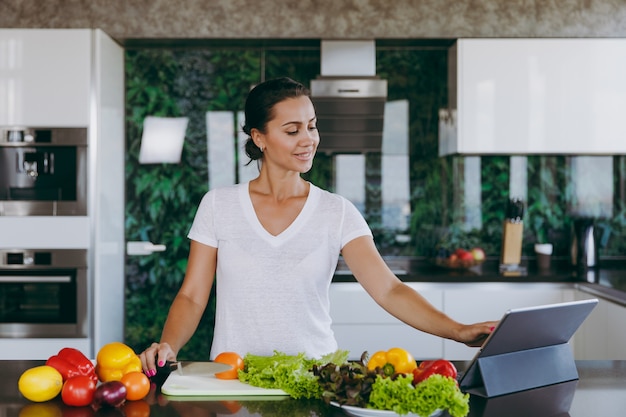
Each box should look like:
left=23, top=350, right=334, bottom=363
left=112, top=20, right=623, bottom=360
left=92, top=381, right=127, bottom=410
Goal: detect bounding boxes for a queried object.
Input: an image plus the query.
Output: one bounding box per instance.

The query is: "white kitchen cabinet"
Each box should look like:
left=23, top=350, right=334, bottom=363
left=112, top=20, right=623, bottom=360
left=0, top=29, right=124, bottom=359
left=573, top=289, right=626, bottom=360
left=330, top=282, right=575, bottom=361
left=0, top=29, right=92, bottom=127
left=442, top=283, right=574, bottom=360
left=440, top=39, right=626, bottom=155
left=330, top=283, right=444, bottom=360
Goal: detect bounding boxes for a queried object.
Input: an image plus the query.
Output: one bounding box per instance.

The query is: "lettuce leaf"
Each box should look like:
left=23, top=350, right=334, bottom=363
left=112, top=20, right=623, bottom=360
left=238, top=350, right=350, bottom=399
left=368, top=374, right=469, bottom=417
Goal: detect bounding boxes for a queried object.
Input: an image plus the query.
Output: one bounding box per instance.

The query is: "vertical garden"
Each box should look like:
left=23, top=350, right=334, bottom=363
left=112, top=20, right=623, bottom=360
left=124, top=42, right=626, bottom=359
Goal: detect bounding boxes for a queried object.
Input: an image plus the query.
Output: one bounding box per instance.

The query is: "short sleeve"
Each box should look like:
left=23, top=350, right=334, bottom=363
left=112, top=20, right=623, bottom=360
left=340, top=197, right=373, bottom=248
left=187, top=190, right=219, bottom=247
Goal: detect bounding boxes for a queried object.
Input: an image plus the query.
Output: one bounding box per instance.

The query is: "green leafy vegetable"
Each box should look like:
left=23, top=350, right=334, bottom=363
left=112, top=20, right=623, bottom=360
left=369, top=374, right=469, bottom=417
left=238, top=350, right=349, bottom=399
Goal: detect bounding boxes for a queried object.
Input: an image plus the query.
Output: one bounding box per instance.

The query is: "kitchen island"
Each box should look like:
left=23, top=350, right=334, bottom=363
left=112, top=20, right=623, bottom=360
left=2, top=360, right=626, bottom=416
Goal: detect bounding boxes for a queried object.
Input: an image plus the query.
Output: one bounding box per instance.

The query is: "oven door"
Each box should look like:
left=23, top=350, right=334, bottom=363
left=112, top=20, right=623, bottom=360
left=0, top=267, right=87, bottom=338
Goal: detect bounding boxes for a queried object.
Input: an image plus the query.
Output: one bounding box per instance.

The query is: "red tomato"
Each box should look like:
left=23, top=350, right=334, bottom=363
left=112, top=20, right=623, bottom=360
left=214, top=352, right=244, bottom=380
left=61, top=375, right=97, bottom=407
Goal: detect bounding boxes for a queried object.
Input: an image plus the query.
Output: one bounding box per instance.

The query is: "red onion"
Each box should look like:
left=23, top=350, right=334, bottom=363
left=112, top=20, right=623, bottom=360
left=91, top=381, right=127, bottom=410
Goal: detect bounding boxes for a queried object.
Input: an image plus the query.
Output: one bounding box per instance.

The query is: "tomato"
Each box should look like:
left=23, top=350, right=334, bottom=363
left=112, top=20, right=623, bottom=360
left=61, top=375, right=97, bottom=407
left=122, top=399, right=151, bottom=417
left=213, top=352, right=244, bottom=380
left=219, top=400, right=243, bottom=413
left=60, top=407, right=95, bottom=417
left=18, top=365, right=63, bottom=402
left=120, top=372, right=151, bottom=401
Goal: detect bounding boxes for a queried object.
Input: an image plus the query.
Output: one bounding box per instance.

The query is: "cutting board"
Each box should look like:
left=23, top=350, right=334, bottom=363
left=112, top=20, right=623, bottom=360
left=161, top=373, right=289, bottom=397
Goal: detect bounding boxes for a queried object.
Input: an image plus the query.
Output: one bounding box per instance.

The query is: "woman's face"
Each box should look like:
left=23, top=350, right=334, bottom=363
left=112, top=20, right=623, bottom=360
left=253, top=96, right=320, bottom=174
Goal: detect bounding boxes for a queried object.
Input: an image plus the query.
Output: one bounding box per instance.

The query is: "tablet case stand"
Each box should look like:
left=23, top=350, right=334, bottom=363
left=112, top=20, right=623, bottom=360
left=464, top=342, right=578, bottom=398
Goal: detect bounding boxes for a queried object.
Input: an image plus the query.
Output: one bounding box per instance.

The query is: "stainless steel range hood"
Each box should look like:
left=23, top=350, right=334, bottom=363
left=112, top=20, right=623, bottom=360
left=311, top=41, right=387, bottom=154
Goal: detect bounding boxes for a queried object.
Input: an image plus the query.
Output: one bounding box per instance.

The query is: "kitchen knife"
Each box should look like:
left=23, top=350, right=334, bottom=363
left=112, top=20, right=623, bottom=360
left=167, top=361, right=233, bottom=377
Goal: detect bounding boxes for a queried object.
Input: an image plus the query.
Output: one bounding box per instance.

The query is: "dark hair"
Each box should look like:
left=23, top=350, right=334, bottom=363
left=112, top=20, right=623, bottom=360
left=243, top=77, right=311, bottom=161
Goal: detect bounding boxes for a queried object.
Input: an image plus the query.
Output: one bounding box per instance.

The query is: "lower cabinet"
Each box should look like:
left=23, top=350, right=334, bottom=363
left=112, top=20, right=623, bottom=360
left=329, top=283, right=443, bottom=360
left=330, top=282, right=574, bottom=361
left=443, top=284, right=574, bottom=360
left=573, top=289, right=626, bottom=360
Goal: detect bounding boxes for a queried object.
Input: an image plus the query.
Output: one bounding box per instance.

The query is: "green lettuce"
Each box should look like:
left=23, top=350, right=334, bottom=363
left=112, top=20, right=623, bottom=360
left=368, top=374, right=469, bottom=417
left=238, top=350, right=350, bottom=399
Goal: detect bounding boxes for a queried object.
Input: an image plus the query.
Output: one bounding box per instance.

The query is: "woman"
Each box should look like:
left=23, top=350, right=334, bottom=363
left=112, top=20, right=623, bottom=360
left=140, top=77, right=496, bottom=377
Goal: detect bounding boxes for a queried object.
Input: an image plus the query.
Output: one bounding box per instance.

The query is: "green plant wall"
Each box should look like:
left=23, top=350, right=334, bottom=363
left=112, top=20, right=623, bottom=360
left=124, top=42, right=626, bottom=360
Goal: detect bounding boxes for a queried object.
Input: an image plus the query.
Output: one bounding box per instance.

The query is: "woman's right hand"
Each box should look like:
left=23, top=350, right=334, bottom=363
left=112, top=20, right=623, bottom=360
left=140, top=342, right=177, bottom=377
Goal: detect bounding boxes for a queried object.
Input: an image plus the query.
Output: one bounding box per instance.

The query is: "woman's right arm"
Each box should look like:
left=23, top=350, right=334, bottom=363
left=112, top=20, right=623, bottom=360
left=140, top=240, right=217, bottom=375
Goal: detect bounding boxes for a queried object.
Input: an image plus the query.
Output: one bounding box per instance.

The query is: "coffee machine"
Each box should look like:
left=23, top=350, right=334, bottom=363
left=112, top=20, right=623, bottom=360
left=570, top=217, right=599, bottom=272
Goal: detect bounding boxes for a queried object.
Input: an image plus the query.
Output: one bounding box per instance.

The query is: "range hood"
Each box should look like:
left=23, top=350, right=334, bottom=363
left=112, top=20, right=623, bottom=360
left=311, top=41, right=387, bottom=154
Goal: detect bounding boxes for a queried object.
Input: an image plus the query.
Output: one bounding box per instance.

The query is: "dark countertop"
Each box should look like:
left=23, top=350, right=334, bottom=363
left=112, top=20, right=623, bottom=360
left=2, top=360, right=626, bottom=416
left=333, top=257, right=626, bottom=305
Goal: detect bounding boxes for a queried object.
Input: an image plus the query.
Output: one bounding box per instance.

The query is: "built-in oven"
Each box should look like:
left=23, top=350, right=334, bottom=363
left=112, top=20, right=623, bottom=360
left=0, top=249, right=88, bottom=338
left=0, top=127, right=87, bottom=216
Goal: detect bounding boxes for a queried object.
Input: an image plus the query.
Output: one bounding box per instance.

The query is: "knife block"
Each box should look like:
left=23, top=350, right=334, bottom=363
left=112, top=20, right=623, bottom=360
left=501, top=220, right=523, bottom=265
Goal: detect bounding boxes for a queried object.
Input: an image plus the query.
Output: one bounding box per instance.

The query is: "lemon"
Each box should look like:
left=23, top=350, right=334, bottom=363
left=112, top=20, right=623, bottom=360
left=18, top=403, right=62, bottom=417
left=18, top=365, right=63, bottom=402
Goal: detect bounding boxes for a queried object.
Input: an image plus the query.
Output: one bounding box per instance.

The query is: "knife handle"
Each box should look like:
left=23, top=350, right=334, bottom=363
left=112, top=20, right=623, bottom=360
left=149, top=360, right=175, bottom=386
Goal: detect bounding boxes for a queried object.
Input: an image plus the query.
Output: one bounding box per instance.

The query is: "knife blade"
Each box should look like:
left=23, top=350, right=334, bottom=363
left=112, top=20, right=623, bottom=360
left=167, top=361, right=233, bottom=377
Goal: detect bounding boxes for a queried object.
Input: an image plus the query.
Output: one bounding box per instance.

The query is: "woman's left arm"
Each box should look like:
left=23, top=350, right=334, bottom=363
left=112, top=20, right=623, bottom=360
left=341, top=236, right=496, bottom=347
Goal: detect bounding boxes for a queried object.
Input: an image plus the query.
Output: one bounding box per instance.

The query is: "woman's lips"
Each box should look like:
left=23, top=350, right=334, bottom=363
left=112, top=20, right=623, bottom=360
left=294, top=151, right=314, bottom=161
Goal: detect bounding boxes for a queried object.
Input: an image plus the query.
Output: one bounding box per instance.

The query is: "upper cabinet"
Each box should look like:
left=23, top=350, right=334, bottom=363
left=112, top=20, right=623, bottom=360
left=439, top=39, right=626, bottom=155
left=0, top=29, right=91, bottom=127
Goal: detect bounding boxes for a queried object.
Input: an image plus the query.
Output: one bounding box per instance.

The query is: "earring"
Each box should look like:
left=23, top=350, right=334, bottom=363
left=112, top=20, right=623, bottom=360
left=260, top=146, right=264, bottom=152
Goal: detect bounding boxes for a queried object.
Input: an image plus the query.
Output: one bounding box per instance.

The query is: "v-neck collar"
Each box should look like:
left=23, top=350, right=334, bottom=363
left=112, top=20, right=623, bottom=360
left=239, top=181, right=319, bottom=246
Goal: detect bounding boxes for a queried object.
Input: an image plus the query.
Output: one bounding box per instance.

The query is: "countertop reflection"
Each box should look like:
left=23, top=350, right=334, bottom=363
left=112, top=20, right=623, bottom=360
left=3, top=360, right=626, bottom=417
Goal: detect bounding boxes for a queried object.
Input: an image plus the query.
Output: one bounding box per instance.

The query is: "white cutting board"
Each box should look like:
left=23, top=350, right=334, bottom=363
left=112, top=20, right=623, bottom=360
left=161, top=373, right=288, bottom=397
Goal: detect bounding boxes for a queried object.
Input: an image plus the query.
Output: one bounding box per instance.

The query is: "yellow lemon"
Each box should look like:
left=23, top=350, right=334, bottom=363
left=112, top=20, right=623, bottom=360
left=18, top=403, right=62, bottom=417
left=18, top=365, right=63, bottom=402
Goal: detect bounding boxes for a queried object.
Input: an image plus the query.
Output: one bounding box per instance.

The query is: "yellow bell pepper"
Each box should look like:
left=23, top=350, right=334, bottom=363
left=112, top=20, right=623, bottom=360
left=366, top=347, right=417, bottom=375
left=95, top=341, right=142, bottom=382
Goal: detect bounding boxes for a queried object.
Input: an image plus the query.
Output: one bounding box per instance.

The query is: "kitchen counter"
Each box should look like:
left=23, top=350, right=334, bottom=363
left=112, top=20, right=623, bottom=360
left=2, top=360, right=626, bottom=416
left=334, top=257, right=626, bottom=306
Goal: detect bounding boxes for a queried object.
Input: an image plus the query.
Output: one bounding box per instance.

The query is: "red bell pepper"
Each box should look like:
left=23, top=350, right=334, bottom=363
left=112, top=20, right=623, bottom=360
left=412, top=359, right=458, bottom=386
left=46, top=347, right=97, bottom=383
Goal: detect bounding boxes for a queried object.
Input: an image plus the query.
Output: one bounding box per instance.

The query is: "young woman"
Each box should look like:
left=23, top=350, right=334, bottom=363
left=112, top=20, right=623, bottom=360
left=140, top=77, right=496, bottom=377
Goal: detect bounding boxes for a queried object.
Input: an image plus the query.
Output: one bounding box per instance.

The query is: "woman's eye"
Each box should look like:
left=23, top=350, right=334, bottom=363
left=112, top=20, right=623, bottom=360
left=309, top=125, right=318, bottom=131
left=287, top=130, right=298, bottom=135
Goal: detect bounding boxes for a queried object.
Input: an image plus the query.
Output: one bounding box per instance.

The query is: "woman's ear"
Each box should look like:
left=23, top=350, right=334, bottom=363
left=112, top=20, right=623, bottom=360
left=250, top=128, right=265, bottom=150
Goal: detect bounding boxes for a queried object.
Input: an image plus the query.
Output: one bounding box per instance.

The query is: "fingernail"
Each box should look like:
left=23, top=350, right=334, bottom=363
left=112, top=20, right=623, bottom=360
left=490, top=326, right=495, bottom=331
left=158, top=360, right=165, bottom=367
left=150, top=369, right=157, bottom=377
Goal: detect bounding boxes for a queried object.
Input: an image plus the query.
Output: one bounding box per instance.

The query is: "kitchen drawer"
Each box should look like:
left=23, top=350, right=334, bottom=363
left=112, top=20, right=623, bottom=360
left=332, top=323, right=443, bottom=361
left=330, top=283, right=444, bottom=360
left=443, top=284, right=574, bottom=360
left=330, top=282, right=443, bottom=324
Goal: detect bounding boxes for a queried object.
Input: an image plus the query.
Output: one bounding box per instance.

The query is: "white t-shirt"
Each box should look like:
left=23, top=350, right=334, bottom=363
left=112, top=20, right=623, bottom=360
left=187, top=181, right=372, bottom=359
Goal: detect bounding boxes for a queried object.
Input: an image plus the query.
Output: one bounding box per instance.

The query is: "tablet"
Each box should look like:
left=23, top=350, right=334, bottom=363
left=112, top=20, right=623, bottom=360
left=459, top=298, right=598, bottom=396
